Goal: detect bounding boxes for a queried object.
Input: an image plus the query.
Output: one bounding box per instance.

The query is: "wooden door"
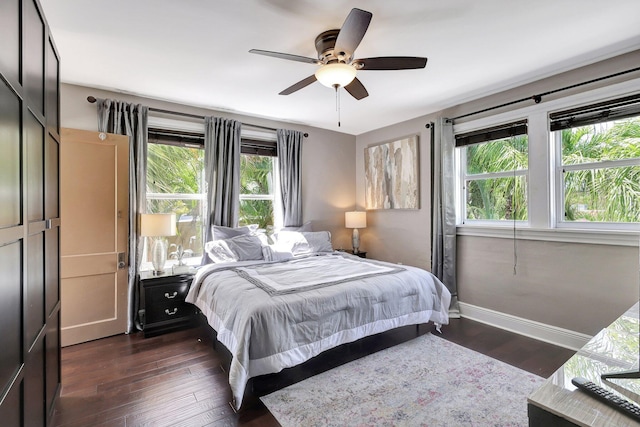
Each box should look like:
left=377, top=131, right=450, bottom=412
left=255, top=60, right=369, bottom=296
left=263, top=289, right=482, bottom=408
left=60, top=128, right=129, bottom=346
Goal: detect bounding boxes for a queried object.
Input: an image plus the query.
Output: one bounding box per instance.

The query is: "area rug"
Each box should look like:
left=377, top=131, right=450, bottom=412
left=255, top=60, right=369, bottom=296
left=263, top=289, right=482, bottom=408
left=261, top=333, right=544, bottom=427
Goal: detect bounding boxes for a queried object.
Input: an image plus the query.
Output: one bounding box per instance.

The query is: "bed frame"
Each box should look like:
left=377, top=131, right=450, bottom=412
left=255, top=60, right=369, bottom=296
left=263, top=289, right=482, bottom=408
left=198, top=313, right=429, bottom=409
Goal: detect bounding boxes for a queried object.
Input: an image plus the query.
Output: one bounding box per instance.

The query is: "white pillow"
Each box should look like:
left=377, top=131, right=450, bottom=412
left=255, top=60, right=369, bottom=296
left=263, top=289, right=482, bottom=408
left=204, top=239, right=236, bottom=263
left=261, top=245, right=294, bottom=262
left=205, top=234, right=266, bottom=263
left=273, top=231, right=333, bottom=256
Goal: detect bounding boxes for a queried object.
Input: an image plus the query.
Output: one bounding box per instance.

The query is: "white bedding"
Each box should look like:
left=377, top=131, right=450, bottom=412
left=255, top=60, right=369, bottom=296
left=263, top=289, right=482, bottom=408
left=186, top=252, right=451, bottom=408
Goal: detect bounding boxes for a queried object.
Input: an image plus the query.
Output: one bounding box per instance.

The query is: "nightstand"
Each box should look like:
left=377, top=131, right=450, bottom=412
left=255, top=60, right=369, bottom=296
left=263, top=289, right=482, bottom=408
left=345, top=250, right=367, bottom=258
left=140, top=270, right=197, bottom=337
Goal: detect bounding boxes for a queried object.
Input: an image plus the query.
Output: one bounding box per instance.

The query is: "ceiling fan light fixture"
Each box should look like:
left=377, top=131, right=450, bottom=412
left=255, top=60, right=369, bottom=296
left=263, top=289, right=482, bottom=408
left=314, top=63, right=356, bottom=88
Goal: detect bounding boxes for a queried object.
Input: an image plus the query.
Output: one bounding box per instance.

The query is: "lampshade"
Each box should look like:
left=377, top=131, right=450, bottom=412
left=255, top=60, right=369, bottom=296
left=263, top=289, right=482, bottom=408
left=140, top=213, right=176, bottom=237
left=345, top=211, right=367, bottom=229
left=315, top=63, right=357, bottom=88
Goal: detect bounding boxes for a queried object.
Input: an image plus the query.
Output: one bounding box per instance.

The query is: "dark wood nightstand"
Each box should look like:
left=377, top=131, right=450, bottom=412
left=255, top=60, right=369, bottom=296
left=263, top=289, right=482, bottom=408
left=140, top=269, right=198, bottom=337
left=345, top=250, right=367, bottom=258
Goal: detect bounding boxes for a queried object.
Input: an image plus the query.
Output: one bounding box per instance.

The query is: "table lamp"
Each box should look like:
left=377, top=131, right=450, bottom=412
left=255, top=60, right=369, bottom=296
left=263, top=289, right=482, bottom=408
left=140, top=213, right=176, bottom=274
left=345, top=211, right=367, bottom=254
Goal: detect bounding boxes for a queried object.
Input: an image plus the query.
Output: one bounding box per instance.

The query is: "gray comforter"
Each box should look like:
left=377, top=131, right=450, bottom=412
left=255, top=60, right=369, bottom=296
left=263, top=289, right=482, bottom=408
left=186, top=252, right=451, bottom=408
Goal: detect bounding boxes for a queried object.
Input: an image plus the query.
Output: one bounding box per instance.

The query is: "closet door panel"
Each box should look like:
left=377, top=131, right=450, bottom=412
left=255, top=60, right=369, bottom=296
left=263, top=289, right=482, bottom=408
left=0, top=0, right=20, bottom=84
left=26, top=113, right=44, bottom=222
left=0, top=81, right=21, bottom=228
left=26, top=234, right=45, bottom=349
left=45, top=134, right=60, bottom=316
left=24, top=0, right=45, bottom=115
left=46, top=39, right=60, bottom=136
left=0, top=378, right=22, bottom=427
left=23, top=337, right=45, bottom=426
left=45, top=311, right=60, bottom=415
left=45, top=227, right=59, bottom=316
left=0, top=241, right=23, bottom=397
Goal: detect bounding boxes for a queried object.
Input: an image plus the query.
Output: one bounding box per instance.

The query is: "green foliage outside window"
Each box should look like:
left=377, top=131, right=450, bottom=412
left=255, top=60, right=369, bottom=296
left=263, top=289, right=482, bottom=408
left=463, top=118, right=640, bottom=224
left=146, top=143, right=204, bottom=257
left=465, top=135, right=528, bottom=221
left=239, top=154, right=275, bottom=229
left=562, top=118, right=640, bottom=223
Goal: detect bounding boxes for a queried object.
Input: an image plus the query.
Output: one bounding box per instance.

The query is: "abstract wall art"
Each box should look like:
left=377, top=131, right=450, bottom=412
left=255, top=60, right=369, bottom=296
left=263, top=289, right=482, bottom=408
left=365, top=135, right=419, bottom=210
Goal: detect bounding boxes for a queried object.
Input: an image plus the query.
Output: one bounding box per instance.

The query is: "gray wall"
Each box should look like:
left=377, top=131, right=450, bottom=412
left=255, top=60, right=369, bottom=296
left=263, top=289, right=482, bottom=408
left=61, top=48, right=640, bottom=338
left=60, top=83, right=358, bottom=249
left=356, top=50, right=640, bottom=336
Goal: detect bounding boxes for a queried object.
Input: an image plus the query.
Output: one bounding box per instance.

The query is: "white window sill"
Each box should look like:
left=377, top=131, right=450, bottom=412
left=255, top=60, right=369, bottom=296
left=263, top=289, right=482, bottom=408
left=456, top=225, right=639, bottom=247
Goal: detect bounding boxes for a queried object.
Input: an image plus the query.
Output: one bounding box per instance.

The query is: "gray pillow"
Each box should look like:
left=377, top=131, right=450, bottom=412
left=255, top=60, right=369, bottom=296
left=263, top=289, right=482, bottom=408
left=226, top=234, right=266, bottom=261
left=205, top=233, right=266, bottom=263
left=212, top=224, right=258, bottom=240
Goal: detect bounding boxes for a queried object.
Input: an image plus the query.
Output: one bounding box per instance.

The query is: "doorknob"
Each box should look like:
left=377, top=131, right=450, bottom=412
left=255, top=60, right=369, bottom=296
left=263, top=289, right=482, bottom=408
left=118, top=252, right=126, bottom=269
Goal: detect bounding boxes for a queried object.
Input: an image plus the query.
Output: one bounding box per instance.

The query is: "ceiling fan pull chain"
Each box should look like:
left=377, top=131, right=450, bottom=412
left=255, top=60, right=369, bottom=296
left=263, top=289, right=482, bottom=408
left=335, top=85, right=341, bottom=127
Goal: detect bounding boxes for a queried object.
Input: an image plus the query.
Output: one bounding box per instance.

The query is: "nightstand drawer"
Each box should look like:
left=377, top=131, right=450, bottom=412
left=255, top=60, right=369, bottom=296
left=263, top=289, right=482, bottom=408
left=146, top=282, right=191, bottom=305
left=145, top=301, right=195, bottom=324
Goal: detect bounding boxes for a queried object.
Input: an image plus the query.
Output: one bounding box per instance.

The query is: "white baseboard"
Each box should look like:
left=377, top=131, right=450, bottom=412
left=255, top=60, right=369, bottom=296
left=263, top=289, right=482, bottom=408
left=458, top=302, right=592, bottom=351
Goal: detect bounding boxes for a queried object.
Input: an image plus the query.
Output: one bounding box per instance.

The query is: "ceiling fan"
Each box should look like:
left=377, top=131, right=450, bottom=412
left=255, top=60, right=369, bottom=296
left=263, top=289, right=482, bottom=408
left=249, top=8, right=428, bottom=100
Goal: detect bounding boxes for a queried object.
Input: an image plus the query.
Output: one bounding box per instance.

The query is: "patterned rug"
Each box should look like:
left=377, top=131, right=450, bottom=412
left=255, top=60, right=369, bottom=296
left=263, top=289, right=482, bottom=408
left=261, top=333, right=544, bottom=427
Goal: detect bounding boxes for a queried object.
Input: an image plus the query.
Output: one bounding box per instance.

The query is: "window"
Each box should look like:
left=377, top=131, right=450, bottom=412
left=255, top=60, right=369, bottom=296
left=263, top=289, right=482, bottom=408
left=239, top=154, right=276, bottom=229
left=146, top=134, right=205, bottom=261
left=145, top=127, right=279, bottom=262
left=551, top=95, right=640, bottom=229
left=456, top=121, right=529, bottom=223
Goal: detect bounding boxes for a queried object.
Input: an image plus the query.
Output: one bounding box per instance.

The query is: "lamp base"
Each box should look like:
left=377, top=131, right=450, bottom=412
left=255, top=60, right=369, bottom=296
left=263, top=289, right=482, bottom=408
left=151, top=237, right=167, bottom=274
left=351, top=228, right=360, bottom=254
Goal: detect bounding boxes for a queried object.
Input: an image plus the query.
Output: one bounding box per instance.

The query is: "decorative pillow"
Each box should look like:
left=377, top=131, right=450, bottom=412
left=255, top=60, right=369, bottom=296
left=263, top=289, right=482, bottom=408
left=226, top=234, right=266, bottom=261
left=205, top=233, right=266, bottom=263
left=212, top=224, right=258, bottom=240
left=273, top=230, right=333, bottom=256
left=204, top=239, right=236, bottom=263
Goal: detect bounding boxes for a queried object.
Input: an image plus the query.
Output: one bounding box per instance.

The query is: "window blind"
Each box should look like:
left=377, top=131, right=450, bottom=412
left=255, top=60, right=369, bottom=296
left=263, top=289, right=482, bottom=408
left=148, top=128, right=277, bottom=156
left=455, top=120, right=528, bottom=147
left=549, top=93, right=640, bottom=131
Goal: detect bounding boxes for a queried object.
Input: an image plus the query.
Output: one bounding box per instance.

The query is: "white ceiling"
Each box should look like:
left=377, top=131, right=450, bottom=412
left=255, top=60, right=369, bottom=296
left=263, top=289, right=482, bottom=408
left=41, top=0, right=640, bottom=135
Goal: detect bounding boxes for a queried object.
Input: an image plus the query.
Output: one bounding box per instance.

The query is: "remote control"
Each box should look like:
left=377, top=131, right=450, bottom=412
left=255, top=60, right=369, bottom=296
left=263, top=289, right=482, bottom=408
left=571, top=377, right=640, bottom=421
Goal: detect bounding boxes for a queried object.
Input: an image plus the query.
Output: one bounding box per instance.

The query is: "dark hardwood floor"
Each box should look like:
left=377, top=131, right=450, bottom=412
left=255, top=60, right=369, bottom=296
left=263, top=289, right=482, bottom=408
left=52, top=318, right=576, bottom=427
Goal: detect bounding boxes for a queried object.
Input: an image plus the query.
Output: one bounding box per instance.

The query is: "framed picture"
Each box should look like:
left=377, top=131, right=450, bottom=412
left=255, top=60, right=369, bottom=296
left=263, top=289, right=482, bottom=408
left=365, top=135, right=419, bottom=210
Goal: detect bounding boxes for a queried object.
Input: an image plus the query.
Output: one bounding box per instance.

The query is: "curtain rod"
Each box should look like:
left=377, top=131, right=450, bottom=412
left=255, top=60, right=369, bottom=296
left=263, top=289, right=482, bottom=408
left=446, top=65, right=640, bottom=123
left=86, top=96, right=309, bottom=137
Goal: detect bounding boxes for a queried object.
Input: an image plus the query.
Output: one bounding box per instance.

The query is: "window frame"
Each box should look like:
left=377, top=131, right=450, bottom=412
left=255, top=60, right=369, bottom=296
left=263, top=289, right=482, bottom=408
left=552, top=123, right=640, bottom=232
left=238, top=152, right=279, bottom=229
left=452, top=77, right=640, bottom=247
left=145, top=137, right=207, bottom=263
left=144, top=119, right=282, bottom=250
left=456, top=120, right=530, bottom=226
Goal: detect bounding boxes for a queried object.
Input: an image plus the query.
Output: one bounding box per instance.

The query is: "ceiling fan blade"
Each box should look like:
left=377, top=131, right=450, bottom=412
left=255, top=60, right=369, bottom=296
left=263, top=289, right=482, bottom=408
left=279, top=75, right=318, bottom=95
left=344, top=77, right=369, bottom=100
left=356, top=57, right=428, bottom=70
left=249, top=49, right=320, bottom=64
left=334, top=8, right=372, bottom=59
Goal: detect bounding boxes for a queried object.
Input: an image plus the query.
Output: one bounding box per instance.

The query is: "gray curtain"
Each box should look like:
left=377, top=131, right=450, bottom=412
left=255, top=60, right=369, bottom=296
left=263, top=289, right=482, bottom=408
left=97, top=99, right=149, bottom=332
left=432, top=118, right=460, bottom=316
left=276, top=129, right=303, bottom=227
left=202, top=117, right=242, bottom=247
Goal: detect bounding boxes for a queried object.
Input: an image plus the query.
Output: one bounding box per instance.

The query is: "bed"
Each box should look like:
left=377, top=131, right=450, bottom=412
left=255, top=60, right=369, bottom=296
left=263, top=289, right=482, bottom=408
left=185, top=227, right=451, bottom=409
